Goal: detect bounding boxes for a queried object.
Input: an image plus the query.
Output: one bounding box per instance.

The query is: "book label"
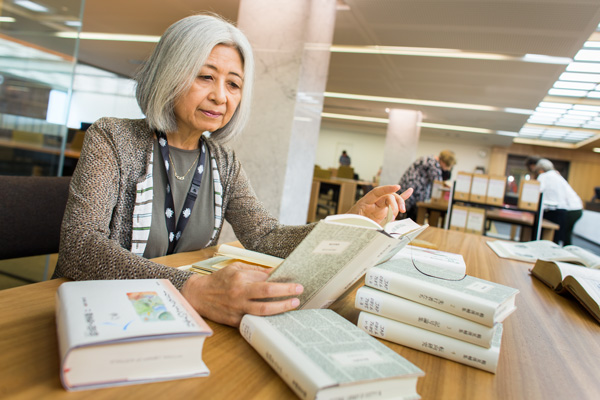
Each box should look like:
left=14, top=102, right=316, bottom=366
left=312, top=240, right=351, bottom=254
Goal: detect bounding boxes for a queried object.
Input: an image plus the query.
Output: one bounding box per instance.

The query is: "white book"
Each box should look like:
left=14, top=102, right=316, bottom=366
left=487, top=239, right=600, bottom=268
left=240, top=309, right=425, bottom=400
left=355, top=286, right=498, bottom=348
left=55, top=279, right=213, bottom=391
left=392, top=245, right=466, bottom=276
left=365, top=258, right=519, bottom=327
left=267, top=215, right=427, bottom=309
left=358, top=312, right=503, bottom=373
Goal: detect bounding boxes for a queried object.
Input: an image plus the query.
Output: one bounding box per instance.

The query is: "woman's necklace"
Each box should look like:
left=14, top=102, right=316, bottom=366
left=168, top=151, right=200, bottom=181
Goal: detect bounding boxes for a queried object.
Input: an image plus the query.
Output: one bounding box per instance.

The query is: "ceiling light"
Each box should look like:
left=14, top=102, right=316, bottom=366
left=593, top=148, right=600, bottom=153
left=329, top=45, right=570, bottom=64
left=574, top=49, right=600, bottom=62
left=419, top=122, right=493, bottom=134
left=324, top=92, right=533, bottom=114
left=321, top=112, right=389, bottom=124
left=64, top=21, right=82, bottom=27
left=54, top=32, right=161, bottom=42
left=567, top=62, right=600, bottom=74
left=548, top=88, right=588, bottom=97
left=14, top=0, right=48, bottom=12
left=0, top=17, right=16, bottom=23
left=559, top=72, right=600, bottom=83
left=554, top=81, right=596, bottom=90
left=539, top=102, right=572, bottom=109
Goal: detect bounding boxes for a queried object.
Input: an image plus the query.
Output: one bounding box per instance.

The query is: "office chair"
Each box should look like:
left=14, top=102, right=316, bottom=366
left=0, top=175, right=71, bottom=281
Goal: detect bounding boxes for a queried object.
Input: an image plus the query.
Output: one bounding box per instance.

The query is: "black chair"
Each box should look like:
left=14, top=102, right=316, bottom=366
left=0, top=175, right=71, bottom=281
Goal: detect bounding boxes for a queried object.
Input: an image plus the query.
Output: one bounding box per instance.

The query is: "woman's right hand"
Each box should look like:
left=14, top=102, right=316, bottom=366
left=181, top=262, right=304, bottom=327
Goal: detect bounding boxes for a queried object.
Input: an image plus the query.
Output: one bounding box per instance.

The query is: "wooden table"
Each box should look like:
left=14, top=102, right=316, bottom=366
left=1, top=228, right=599, bottom=399
left=485, top=208, right=559, bottom=241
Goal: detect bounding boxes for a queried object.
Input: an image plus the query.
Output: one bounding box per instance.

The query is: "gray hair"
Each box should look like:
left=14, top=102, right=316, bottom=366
left=135, top=13, right=254, bottom=143
left=535, top=158, right=554, bottom=172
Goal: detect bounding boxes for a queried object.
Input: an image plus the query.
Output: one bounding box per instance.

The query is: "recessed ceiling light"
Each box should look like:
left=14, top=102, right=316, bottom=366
left=329, top=45, right=571, bottom=64
left=593, top=147, right=600, bottom=153
left=54, top=32, right=160, bottom=42
left=15, top=0, right=49, bottom=13
left=0, top=17, right=16, bottom=23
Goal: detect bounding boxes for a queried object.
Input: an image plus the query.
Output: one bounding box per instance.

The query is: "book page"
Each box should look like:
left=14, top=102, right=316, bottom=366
left=565, top=275, right=600, bottom=322
left=267, top=222, right=385, bottom=307
left=564, top=246, right=600, bottom=269
left=488, top=240, right=577, bottom=263
left=214, top=244, right=283, bottom=268
left=324, top=213, right=382, bottom=230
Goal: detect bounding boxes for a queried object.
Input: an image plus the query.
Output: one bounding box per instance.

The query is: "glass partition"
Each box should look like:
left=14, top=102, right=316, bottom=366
left=0, top=0, right=84, bottom=176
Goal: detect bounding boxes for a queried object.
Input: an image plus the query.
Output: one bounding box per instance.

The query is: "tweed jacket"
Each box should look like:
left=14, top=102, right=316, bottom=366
left=54, top=117, right=313, bottom=289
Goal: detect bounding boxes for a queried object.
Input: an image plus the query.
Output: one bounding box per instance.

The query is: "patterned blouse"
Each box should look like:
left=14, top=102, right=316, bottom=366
left=398, top=155, right=442, bottom=215
left=54, top=118, right=314, bottom=289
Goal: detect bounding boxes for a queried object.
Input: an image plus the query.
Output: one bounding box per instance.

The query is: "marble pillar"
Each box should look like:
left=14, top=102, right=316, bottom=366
left=380, top=109, right=423, bottom=186
left=233, top=0, right=336, bottom=224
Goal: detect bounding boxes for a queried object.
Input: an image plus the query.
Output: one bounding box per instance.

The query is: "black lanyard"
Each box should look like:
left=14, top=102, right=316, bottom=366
left=156, top=131, right=206, bottom=255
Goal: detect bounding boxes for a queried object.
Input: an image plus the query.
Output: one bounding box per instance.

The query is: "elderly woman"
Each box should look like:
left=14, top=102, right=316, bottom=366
left=54, top=14, right=412, bottom=327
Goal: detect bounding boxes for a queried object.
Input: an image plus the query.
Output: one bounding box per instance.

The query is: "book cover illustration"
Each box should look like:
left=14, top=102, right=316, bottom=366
left=127, top=291, right=175, bottom=322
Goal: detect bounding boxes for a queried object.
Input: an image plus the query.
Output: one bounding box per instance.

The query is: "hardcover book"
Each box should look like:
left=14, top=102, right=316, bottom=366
left=531, top=259, right=600, bottom=323
left=365, top=258, right=519, bottom=327
left=240, top=309, right=425, bottom=400
left=55, top=279, right=213, bottom=391
left=267, top=215, right=427, bottom=309
left=358, top=311, right=503, bottom=373
left=487, top=239, right=600, bottom=268
left=355, top=286, right=498, bottom=348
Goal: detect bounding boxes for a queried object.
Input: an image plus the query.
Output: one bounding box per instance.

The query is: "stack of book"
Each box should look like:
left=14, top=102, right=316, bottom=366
left=355, top=247, right=519, bottom=373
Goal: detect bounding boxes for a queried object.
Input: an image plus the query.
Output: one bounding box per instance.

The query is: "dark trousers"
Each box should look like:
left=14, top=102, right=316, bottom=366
left=544, top=209, right=583, bottom=246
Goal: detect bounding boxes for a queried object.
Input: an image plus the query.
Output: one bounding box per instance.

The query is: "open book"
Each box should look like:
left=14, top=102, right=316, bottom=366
left=240, top=309, right=425, bottom=400
left=189, top=244, right=283, bottom=274
left=487, top=240, right=600, bottom=268
left=531, top=260, right=600, bottom=323
left=267, top=215, right=428, bottom=309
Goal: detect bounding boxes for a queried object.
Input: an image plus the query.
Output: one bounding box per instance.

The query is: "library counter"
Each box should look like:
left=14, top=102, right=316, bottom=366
left=0, top=228, right=599, bottom=399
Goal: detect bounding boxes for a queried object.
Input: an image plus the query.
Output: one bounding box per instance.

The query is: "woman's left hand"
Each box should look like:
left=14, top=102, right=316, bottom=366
left=347, top=185, right=413, bottom=226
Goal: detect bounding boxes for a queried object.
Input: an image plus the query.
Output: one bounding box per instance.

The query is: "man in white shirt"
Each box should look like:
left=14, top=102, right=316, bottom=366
left=534, top=159, right=583, bottom=245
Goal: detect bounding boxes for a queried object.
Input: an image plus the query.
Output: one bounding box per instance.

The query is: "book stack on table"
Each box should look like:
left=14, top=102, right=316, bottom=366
left=355, top=246, right=519, bottom=373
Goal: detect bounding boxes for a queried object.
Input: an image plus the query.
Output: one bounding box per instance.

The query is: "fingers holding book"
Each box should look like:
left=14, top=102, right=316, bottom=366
left=348, top=184, right=414, bottom=226
left=181, top=261, right=303, bottom=327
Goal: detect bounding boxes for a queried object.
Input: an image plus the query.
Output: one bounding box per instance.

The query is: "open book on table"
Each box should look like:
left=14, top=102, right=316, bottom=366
left=189, top=244, right=283, bottom=274
left=487, top=239, right=600, bottom=268
left=531, top=259, right=600, bottom=323
left=266, top=214, right=428, bottom=309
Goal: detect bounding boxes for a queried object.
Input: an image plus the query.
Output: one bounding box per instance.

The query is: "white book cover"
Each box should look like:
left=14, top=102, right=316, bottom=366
left=358, top=312, right=503, bottom=373
left=267, top=216, right=427, bottom=309
left=240, top=309, right=425, bottom=400
left=392, top=245, right=466, bottom=276
left=56, top=279, right=212, bottom=391
left=365, top=258, right=519, bottom=327
left=355, top=286, right=498, bottom=348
